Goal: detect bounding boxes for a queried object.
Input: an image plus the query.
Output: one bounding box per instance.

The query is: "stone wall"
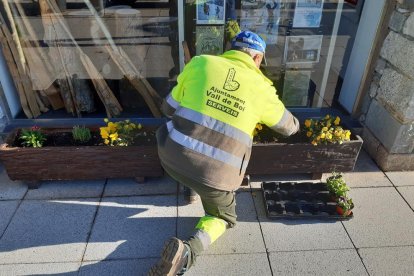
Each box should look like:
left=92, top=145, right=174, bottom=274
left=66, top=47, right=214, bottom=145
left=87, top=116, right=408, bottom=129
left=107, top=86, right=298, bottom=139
left=359, top=0, right=414, bottom=171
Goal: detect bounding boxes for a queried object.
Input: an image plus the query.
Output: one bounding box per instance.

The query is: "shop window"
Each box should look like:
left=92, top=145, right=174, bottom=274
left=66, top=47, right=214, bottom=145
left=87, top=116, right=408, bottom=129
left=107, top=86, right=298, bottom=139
left=0, top=0, right=179, bottom=119
left=183, top=0, right=365, bottom=108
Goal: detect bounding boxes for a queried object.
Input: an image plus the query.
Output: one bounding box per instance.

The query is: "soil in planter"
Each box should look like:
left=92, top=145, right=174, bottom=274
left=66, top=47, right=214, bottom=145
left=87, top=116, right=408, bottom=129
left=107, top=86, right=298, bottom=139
left=12, top=129, right=157, bottom=147
left=262, top=181, right=353, bottom=220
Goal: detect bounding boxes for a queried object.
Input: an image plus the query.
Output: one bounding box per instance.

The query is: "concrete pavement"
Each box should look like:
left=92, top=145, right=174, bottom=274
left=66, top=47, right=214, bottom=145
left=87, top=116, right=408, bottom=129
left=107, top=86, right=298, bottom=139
left=1, top=150, right=414, bottom=275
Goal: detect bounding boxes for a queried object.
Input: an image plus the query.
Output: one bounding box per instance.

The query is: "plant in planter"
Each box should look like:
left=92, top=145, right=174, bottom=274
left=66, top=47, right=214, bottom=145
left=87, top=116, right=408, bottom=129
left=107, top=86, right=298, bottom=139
left=99, top=119, right=144, bottom=146
left=0, top=119, right=164, bottom=188
left=304, top=115, right=351, bottom=146
left=336, top=196, right=354, bottom=217
left=247, top=115, right=363, bottom=179
left=72, top=125, right=92, bottom=144
left=19, top=126, right=46, bottom=148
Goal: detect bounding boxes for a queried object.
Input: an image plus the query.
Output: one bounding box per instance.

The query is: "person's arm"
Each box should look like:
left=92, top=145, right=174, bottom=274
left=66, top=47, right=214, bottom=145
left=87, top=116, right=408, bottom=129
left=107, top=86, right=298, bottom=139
left=260, top=88, right=300, bottom=136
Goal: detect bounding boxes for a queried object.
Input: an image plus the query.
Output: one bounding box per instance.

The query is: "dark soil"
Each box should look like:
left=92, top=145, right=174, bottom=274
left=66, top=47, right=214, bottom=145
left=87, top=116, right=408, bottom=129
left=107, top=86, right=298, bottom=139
left=13, top=129, right=157, bottom=147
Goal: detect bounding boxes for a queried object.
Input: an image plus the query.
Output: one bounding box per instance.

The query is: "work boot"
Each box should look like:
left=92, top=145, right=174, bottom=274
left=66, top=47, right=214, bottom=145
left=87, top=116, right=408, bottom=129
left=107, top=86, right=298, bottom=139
left=148, top=237, right=190, bottom=276
left=183, top=186, right=199, bottom=204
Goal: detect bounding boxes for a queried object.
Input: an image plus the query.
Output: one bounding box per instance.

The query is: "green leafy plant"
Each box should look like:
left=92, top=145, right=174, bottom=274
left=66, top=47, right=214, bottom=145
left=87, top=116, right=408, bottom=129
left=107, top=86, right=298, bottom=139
left=326, top=172, right=349, bottom=198
left=72, top=125, right=92, bottom=144
left=19, top=126, right=46, bottom=148
left=304, top=115, right=351, bottom=146
left=99, top=119, right=144, bottom=146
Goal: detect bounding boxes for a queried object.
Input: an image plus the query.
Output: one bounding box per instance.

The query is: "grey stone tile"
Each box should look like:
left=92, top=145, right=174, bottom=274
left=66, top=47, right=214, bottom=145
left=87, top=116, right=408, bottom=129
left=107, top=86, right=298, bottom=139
left=83, top=195, right=176, bottom=261
left=359, top=246, right=414, bottom=275
left=185, top=253, right=271, bottom=276
left=323, top=150, right=393, bottom=188
left=25, top=180, right=105, bottom=200
left=104, top=176, right=177, bottom=197
left=397, top=186, right=414, bottom=210
left=0, top=201, right=19, bottom=237
left=269, top=249, right=368, bottom=275
left=343, top=187, right=414, bottom=248
left=80, top=258, right=157, bottom=276
left=386, top=171, right=414, bottom=186
left=0, top=166, right=27, bottom=200
left=178, top=192, right=266, bottom=255
left=0, top=262, right=80, bottom=275
left=0, top=198, right=99, bottom=264
left=252, top=190, right=353, bottom=251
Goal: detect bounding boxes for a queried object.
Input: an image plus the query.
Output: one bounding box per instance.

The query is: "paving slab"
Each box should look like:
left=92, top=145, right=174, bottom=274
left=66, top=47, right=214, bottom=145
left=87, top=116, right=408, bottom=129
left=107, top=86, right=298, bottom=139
left=83, top=195, right=176, bottom=261
left=104, top=176, right=177, bottom=197
left=25, top=180, right=105, bottom=200
left=0, top=200, right=19, bottom=238
left=268, top=249, right=368, bottom=275
left=178, top=191, right=266, bottom=255
left=185, top=253, right=272, bottom=276
left=79, top=258, right=157, bottom=276
left=0, top=262, right=80, bottom=275
left=343, top=187, right=414, bottom=248
left=252, top=190, right=354, bottom=252
left=0, top=166, right=27, bottom=200
left=397, top=186, right=414, bottom=210
left=359, top=246, right=414, bottom=275
left=327, top=150, right=392, bottom=188
left=0, top=198, right=98, bottom=264
left=386, top=171, right=414, bottom=186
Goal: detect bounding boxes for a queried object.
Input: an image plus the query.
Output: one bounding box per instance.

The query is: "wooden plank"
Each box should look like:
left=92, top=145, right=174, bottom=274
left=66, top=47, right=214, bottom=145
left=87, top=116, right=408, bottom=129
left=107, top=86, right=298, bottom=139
left=107, top=48, right=162, bottom=117
left=41, top=0, right=122, bottom=117
left=0, top=26, right=32, bottom=118
left=0, top=15, right=41, bottom=117
left=43, top=84, right=65, bottom=110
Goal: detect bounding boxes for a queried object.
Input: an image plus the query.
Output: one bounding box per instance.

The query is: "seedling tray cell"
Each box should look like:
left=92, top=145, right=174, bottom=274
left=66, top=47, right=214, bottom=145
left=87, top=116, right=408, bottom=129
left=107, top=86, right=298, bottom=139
left=262, top=182, right=353, bottom=220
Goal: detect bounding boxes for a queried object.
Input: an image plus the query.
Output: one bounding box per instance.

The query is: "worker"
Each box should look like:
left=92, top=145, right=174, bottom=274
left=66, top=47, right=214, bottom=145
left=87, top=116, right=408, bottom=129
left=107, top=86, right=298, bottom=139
left=149, top=30, right=299, bottom=276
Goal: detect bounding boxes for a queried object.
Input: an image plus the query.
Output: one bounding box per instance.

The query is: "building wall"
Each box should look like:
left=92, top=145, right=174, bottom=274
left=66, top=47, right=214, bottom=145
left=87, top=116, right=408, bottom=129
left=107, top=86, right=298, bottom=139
left=359, top=0, right=414, bottom=170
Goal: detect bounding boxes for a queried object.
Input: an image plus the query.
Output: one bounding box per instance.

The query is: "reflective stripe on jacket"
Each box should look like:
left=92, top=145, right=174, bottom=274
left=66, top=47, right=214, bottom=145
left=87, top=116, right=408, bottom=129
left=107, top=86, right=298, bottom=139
left=157, top=50, right=299, bottom=191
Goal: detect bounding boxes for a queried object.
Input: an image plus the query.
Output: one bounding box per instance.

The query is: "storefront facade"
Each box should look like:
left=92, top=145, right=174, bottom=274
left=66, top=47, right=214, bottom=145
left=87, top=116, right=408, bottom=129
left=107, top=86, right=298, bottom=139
left=0, top=0, right=412, bottom=170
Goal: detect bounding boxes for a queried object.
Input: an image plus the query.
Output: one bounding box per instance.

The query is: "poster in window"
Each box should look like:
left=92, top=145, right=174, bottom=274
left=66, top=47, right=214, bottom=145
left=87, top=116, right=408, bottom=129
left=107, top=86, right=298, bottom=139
left=240, top=0, right=280, bottom=45
left=196, top=26, right=224, bottom=55
left=196, top=0, right=226, bottom=25
left=293, top=0, right=324, bottom=28
left=282, top=70, right=311, bottom=106
left=284, top=35, right=322, bottom=65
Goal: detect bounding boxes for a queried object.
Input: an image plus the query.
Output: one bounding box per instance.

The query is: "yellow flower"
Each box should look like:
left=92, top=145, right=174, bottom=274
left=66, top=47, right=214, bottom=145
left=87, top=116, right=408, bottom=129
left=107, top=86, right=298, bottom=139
left=322, top=127, right=328, bottom=132
left=306, top=131, right=312, bottom=137
left=304, top=119, right=312, bottom=128
left=138, top=123, right=142, bottom=129
left=326, top=133, right=333, bottom=140
left=104, top=118, right=109, bottom=123
left=320, top=133, right=326, bottom=139
left=108, top=122, right=117, bottom=132
left=256, top=124, right=263, bottom=130
left=100, top=127, right=109, bottom=139
left=325, top=114, right=330, bottom=119
left=130, top=123, right=136, bottom=128
left=311, top=140, right=318, bottom=146
left=109, top=133, right=118, bottom=141
left=334, top=116, right=340, bottom=126
left=316, top=135, right=321, bottom=141
left=104, top=139, right=110, bottom=145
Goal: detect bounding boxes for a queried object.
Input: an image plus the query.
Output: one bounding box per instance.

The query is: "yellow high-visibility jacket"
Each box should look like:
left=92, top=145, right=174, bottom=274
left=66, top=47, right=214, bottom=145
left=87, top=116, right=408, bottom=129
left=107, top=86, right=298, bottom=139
left=157, top=50, right=299, bottom=191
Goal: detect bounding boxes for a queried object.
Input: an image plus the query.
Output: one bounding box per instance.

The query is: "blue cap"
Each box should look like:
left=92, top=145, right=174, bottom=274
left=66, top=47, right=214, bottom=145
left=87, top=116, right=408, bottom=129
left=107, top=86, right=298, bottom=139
left=231, top=31, right=266, bottom=53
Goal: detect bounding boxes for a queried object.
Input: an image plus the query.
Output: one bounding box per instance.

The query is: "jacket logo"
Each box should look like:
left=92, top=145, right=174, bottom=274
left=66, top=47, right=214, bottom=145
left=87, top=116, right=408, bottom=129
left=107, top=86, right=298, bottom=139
left=223, top=68, right=240, bottom=91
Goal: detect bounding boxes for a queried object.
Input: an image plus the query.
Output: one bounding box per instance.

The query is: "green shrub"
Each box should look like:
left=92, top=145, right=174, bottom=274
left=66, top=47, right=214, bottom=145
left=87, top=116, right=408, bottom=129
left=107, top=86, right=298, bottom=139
left=72, top=125, right=92, bottom=143
left=19, top=126, right=46, bottom=148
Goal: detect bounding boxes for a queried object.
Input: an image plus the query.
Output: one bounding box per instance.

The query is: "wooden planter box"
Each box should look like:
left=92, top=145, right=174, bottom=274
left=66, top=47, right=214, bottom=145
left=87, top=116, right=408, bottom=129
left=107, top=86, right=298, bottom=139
left=247, top=135, right=363, bottom=179
left=0, top=128, right=163, bottom=188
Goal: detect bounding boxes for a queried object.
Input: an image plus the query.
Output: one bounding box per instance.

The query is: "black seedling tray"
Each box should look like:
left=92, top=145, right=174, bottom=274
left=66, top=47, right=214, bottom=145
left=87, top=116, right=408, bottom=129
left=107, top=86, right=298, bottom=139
left=262, top=182, right=353, bottom=220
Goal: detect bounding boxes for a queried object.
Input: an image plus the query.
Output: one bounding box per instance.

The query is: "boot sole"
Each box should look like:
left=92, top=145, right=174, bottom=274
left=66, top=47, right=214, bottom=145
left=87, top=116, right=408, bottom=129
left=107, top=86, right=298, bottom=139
left=148, top=238, right=185, bottom=276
